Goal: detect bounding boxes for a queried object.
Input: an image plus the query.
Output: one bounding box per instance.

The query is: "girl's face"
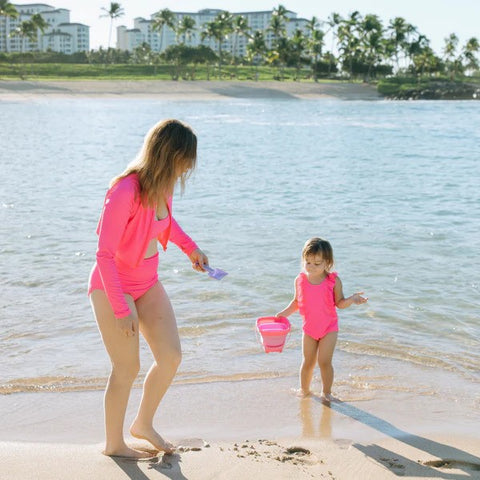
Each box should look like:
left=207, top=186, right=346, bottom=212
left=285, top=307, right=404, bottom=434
left=304, top=254, right=327, bottom=275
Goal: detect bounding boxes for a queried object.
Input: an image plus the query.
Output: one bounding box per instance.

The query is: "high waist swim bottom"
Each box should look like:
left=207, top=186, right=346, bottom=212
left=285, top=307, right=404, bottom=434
left=88, top=253, right=159, bottom=301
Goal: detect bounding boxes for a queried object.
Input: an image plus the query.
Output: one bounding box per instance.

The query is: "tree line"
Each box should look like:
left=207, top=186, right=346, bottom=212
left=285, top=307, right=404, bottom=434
left=1, top=0, right=479, bottom=81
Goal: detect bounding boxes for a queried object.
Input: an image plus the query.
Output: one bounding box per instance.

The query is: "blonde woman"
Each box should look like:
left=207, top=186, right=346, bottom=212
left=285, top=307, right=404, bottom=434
left=88, top=119, right=209, bottom=458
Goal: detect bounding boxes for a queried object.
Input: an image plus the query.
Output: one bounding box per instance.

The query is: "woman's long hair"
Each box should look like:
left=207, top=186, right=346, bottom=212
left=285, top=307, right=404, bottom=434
left=111, top=119, right=197, bottom=207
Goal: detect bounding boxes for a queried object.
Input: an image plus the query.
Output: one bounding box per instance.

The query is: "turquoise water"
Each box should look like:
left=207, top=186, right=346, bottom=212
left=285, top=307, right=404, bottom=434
left=1, top=97, right=479, bottom=403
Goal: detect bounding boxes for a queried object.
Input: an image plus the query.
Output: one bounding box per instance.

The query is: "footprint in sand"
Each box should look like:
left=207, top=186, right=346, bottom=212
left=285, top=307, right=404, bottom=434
left=277, top=446, right=319, bottom=466
left=424, top=459, right=480, bottom=471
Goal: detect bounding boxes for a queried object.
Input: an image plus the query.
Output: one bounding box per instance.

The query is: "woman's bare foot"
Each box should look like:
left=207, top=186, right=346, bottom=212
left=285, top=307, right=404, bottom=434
left=130, top=423, right=175, bottom=454
left=103, top=444, right=155, bottom=459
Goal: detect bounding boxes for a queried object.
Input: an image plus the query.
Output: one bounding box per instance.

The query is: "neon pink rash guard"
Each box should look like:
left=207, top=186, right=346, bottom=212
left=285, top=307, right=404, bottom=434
left=95, top=173, right=198, bottom=318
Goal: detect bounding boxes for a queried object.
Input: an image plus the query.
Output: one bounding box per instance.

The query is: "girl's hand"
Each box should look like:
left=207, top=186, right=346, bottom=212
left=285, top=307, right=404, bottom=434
left=351, top=292, right=368, bottom=304
left=189, top=248, right=209, bottom=272
left=116, top=314, right=136, bottom=337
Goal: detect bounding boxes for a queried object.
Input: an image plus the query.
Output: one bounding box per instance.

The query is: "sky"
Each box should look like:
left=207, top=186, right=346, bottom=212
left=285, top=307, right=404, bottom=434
left=25, top=0, right=480, bottom=55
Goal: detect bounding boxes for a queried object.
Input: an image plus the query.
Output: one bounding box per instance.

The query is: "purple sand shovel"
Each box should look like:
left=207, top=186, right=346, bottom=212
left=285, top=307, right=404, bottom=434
left=204, top=265, right=228, bottom=280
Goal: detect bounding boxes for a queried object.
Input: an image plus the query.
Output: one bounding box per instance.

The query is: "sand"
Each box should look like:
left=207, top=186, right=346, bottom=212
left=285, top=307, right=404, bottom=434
left=0, top=79, right=382, bottom=101
left=3, top=435, right=479, bottom=480
left=1, top=376, right=479, bottom=479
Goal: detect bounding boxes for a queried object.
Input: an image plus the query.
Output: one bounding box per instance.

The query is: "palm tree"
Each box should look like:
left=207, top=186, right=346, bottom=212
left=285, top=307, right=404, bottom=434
left=246, top=30, right=267, bottom=79
left=272, top=4, right=289, bottom=24
left=177, top=15, right=196, bottom=45
left=306, top=16, right=324, bottom=81
left=411, top=46, right=440, bottom=77
left=443, top=33, right=460, bottom=79
left=290, top=29, right=307, bottom=80
left=462, top=37, right=479, bottom=73
left=12, top=21, right=35, bottom=53
left=325, top=12, right=342, bottom=75
left=151, top=8, right=176, bottom=53
left=337, top=11, right=362, bottom=77
left=31, top=12, right=48, bottom=31
left=387, top=17, right=417, bottom=72
left=443, top=33, right=458, bottom=62
left=268, top=6, right=289, bottom=78
left=269, top=7, right=287, bottom=50
left=12, top=13, right=47, bottom=52
left=100, top=2, right=124, bottom=49
left=231, top=15, right=250, bottom=67
left=359, top=14, right=384, bottom=80
left=0, top=0, right=18, bottom=53
left=387, top=17, right=407, bottom=71
left=201, top=11, right=233, bottom=77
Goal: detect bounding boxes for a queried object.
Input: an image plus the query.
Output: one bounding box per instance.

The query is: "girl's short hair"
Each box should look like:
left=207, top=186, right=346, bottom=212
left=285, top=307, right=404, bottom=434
left=112, top=119, right=197, bottom=207
left=302, top=237, right=334, bottom=271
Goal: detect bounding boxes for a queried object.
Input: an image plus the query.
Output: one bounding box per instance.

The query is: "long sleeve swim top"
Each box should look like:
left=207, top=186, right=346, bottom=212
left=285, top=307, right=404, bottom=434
left=95, top=173, right=198, bottom=318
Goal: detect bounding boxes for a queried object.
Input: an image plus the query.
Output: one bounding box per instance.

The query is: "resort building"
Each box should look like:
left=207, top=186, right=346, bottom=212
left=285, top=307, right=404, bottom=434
left=0, top=3, right=89, bottom=53
left=116, top=8, right=309, bottom=55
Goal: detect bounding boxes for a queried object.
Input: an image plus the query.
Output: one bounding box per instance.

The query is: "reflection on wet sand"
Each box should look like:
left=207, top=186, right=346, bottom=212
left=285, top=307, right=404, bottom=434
left=299, top=396, right=332, bottom=439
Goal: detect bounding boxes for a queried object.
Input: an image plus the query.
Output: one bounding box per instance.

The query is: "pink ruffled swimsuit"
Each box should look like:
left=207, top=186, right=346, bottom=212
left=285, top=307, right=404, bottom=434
left=296, top=272, right=338, bottom=340
left=88, top=173, right=198, bottom=318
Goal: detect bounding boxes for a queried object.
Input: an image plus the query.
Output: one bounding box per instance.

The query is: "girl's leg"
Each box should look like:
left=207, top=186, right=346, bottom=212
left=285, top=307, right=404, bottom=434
left=90, top=290, right=150, bottom=458
left=300, top=333, right=319, bottom=395
left=317, top=331, right=338, bottom=398
left=129, top=282, right=181, bottom=453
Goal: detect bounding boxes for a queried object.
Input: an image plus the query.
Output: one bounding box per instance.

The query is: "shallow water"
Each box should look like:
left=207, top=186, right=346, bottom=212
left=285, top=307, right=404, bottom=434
left=1, top=97, right=479, bottom=403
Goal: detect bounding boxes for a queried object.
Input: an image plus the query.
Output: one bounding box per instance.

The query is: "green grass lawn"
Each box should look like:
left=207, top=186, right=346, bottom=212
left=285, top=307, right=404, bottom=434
left=0, top=62, right=344, bottom=82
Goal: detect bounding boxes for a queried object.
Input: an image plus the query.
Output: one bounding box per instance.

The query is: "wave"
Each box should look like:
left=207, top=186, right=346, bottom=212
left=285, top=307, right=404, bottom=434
left=0, top=371, right=290, bottom=395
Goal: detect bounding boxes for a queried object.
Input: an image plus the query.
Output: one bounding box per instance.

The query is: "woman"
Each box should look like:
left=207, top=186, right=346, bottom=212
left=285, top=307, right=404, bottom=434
left=88, top=119, right=209, bottom=458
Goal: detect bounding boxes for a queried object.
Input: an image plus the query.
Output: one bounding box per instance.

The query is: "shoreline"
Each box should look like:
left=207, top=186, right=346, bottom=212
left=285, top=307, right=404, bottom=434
left=1, top=376, right=479, bottom=479
left=0, top=79, right=382, bottom=101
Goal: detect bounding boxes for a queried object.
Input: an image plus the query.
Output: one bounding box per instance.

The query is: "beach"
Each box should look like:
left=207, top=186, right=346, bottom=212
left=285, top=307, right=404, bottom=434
left=1, top=82, right=479, bottom=479
left=1, top=372, right=480, bottom=479
left=0, top=78, right=381, bottom=101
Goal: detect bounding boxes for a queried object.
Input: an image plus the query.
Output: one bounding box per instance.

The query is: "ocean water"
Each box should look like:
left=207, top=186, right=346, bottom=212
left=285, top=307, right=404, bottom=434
left=1, top=96, right=479, bottom=406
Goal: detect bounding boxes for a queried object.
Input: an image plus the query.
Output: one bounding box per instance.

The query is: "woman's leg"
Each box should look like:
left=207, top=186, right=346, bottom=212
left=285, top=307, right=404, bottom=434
left=90, top=290, right=150, bottom=458
left=317, top=331, right=338, bottom=398
left=129, top=281, right=181, bottom=453
left=300, top=333, right=319, bottom=395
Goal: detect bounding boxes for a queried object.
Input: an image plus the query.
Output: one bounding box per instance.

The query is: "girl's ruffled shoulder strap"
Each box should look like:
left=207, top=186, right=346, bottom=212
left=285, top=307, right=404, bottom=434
left=328, top=272, right=338, bottom=285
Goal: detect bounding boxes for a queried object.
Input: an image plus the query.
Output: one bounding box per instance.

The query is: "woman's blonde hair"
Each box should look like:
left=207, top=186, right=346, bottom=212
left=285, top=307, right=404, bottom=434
left=111, top=119, right=197, bottom=207
left=302, top=237, right=334, bottom=271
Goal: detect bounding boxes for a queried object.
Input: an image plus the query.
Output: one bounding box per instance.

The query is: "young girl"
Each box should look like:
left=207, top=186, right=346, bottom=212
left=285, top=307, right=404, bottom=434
left=276, top=237, right=367, bottom=401
left=88, top=119, right=210, bottom=459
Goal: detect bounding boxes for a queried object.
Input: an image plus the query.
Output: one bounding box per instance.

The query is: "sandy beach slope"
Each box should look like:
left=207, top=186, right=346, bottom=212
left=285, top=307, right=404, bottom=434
left=2, top=434, right=479, bottom=480
left=1, top=376, right=479, bottom=479
left=0, top=79, right=381, bottom=100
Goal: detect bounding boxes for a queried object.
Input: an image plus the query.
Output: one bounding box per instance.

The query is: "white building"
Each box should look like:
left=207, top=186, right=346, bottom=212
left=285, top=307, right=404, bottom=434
left=0, top=3, right=89, bottom=53
left=116, top=8, right=309, bottom=56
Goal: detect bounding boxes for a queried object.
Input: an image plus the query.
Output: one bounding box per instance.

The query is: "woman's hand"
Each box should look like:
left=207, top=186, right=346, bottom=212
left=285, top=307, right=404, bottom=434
left=189, top=248, right=209, bottom=272
left=116, top=313, right=137, bottom=337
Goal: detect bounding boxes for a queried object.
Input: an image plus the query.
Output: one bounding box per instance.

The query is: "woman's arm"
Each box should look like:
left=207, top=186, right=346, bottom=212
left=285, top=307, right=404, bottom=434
left=168, top=215, right=209, bottom=271
left=334, top=277, right=368, bottom=309
left=168, top=216, right=199, bottom=256
left=96, top=181, right=134, bottom=318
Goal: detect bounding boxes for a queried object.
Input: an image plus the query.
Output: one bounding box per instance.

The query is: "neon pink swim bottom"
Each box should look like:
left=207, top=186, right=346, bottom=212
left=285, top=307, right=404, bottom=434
left=88, top=253, right=159, bottom=301
left=303, top=320, right=338, bottom=341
